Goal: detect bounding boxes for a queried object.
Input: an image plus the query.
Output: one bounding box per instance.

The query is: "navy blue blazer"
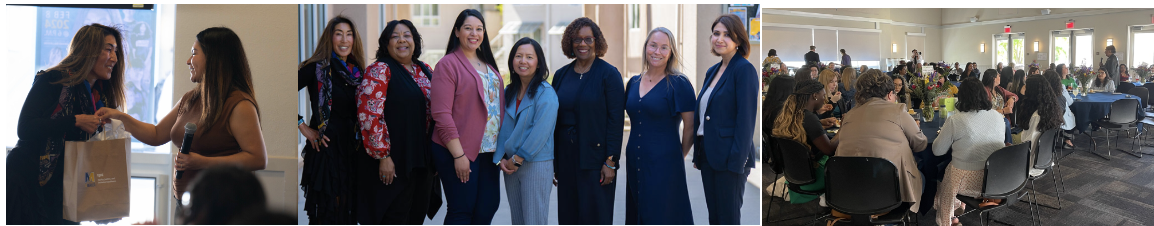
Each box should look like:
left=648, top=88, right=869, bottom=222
left=553, top=58, right=626, bottom=170
left=694, top=57, right=759, bottom=174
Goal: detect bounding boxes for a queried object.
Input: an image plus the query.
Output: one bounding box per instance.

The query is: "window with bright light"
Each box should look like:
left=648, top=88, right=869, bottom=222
left=995, top=38, right=1009, bottom=66
left=1011, top=37, right=1025, bottom=67
left=412, top=4, right=439, bottom=27
left=1053, top=36, right=1070, bottom=66
left=1133, top=32, right=1154, bottom=66
left=1075, top=34, right=1093, bottom=67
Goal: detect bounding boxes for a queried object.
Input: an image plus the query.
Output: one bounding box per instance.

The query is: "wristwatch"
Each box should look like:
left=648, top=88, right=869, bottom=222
left=511, top=156, right=523, bottom=167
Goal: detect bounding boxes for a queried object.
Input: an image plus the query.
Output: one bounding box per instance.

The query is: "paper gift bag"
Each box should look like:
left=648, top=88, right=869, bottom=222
left=62, top=119, right=132, bottom=222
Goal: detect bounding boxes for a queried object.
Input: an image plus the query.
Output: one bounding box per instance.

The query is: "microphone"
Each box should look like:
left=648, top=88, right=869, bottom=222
left=176, top=123, right=196, bottom=179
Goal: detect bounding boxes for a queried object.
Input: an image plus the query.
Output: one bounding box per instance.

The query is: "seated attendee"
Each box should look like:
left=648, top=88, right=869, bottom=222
left=1087, top=68, right=1115, bottom=93
left=1057, top=64, right=1076, bottom=89
left=892, top=74, right=912, bottom=108
left=1016, top=75, right=1064, bottom=176
left=184, top=164, right=269, bottom=225
left=933, top=77, right=1007, bottom=226
left=839, top=67, right=858, bottom=113
left=772, top=79, right=836, bottom=204
left=1120, top=63, right=1132, bottom=82
left=817, top=69, right=844, bottom=119
left=762, top=75, right=796, bottom=171
left=832, top=69, right=928, bottom=213
left=1008, top=70, right=1026, bottom=97
left=982, top=69, right=1017, bottom=145
left=1043, top=70, right=1076, bottom=148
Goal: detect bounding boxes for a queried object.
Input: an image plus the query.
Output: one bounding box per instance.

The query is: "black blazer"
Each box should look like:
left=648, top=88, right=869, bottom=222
left=694, top=57, right=759, bottom=174
left=804, top=51, right=821, bottom=65
left=552, top=58, right=625, bottom=170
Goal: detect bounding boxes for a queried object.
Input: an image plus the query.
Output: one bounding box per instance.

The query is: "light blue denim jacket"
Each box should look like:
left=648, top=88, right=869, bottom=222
left=493, top=81, right=558, bottom=163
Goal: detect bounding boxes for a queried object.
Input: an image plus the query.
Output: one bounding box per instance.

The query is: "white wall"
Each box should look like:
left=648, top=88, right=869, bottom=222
left=941, top=9, right=1154, bottom=70
left=173, top=4, right=299, bottom=215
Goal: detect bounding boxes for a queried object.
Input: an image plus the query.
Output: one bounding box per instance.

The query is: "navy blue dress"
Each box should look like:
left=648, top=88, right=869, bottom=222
left=624, top=75, right=696, bottom=224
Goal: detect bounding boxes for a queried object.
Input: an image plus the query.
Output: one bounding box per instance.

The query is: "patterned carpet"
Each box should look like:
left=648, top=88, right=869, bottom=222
left=763, top=130, right=1154, bottom=226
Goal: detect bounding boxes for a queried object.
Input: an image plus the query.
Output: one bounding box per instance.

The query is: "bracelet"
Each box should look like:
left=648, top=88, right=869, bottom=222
left=604, top=162, right=617, bottom=170
left=453, top=153, right=466, bottom=159
left=298, top=119, right=306, bottom=126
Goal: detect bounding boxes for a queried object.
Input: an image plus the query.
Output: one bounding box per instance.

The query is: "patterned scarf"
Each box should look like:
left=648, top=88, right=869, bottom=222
left=314, top=53, right=362, bottom=134
left=39, top=70, right=104, bottom=186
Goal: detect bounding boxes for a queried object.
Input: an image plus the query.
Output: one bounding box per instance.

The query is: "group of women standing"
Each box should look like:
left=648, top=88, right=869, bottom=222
left=8, top=24, right=268, bottom=224
left=298, top=9, right=757, bottom=225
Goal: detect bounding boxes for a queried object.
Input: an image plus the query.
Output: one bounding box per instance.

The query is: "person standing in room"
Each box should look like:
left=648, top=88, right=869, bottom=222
left=833, top=69, right=929, bottom=214
left=932, top=77, right=1006, bottom=226
left=694, top=14, right=758, bottom=225
left=623, top=27, right=696, bottom=225
left=494, top=37, right=557, bottom=225
left=354, top=19, right=441, bottom=225
left=7, top=23, right=126, bottom=225
left=297, top=16, right=365, bottom=224
left=911, top=49, right=920, bottom=65
left=1104, top=45, right=1120, bottom=83
left=805, top=45, right=821, bottom=67
left=430, top=9, right=504, bottom=225
left=102, top=26, right=268, bottom=203
left=552, top=17, right=624, bottom=225
left=840, top=49, right=851, bottom=69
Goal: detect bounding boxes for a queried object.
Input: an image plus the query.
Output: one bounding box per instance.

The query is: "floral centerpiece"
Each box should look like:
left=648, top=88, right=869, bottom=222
left=938, top=61, right=953, bottom=75
left=762, top=62, right=784, bottom=91
left=1136, top=63, right=1150, bottom=83
left=909, top=71, right=946, bottom=121
left=1074, top=65, right=1094, bottom=87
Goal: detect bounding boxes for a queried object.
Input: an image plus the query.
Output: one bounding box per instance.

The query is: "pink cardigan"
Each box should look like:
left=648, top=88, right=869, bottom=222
left=431, top=49, right=504, bottom=162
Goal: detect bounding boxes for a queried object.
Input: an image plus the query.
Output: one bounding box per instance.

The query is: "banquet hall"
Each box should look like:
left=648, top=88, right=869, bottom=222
left=761, top=8, right=1154, bottom=225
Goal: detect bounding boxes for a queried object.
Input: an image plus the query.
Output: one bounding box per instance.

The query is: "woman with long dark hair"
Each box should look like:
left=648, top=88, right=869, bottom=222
left=298, top=15, right=366, bottom=224
left=933, top=77, right=1005, bottom=226
left=7, top=23, right=125, bottom=225
left=354, top=19, right=440, bottom=224
left=1017, top=75, right=1064, bottom=176
left=430, top=9, right=503, bottom=224
left=1088, top=68, right=1115, bottom=93
left=552, top=17, right=624, bottom=225
left=494, top=37, right=557, bottom=225
left=982, top=69, right=1017, bottom=144
left=623, top=27, right=696, bottom=224
left=694, top=14, right=758, bottom=224
left=1043, top=70, right=1076, bottom=148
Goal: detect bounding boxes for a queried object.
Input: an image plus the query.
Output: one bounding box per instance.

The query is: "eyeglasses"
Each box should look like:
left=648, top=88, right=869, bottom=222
left=573, top=37, right=595, bottom=45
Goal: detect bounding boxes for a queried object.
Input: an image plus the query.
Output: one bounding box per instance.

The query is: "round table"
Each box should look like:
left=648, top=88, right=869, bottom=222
left=1070, top=92, right=1134, bottom=133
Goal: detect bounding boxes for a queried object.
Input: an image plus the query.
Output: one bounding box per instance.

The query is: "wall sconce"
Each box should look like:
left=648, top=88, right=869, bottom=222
left=1107, top=39, right=1113, bottom=46
left=980, top=43, right=985, bottom=53
left=892, top=44, right=897, bottom=53
left=1033, top=41, right=1039, bottom=52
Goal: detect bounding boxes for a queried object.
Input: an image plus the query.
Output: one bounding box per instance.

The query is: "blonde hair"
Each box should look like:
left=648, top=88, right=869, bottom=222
left=44, top=23, right=125, bottom=109
left=641, top=27, right=683, bottom=76
left=818, top=69, right=839, bottom=100
left=840, top=68, right=857, bottom=90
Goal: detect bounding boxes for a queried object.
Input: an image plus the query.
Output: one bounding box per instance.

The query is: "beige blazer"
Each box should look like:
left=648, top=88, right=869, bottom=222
left=831, top=97, right=929, bottom=212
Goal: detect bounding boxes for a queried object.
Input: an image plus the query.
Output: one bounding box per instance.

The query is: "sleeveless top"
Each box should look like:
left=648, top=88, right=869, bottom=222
left=171, top=90, right=257, bottom=198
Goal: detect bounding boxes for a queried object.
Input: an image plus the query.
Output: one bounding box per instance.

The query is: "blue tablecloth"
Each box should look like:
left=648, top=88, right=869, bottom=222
left=914, top=110, right=949, bottom=213
left=1070, top=92, right=1133, bottom=133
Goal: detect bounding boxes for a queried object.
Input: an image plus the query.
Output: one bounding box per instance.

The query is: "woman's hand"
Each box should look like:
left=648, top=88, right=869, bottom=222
left=820, top=118, right=838, bottom=128
left=298, top=124, right=329, bottom=151
left=599, top=161, right=616, bottom=186
left=506, top=155, right=522, bottom=173
left=499, top=159, right=515, bottom=175
left=74, top=114, right=102, bottom=134
left=454, top=154, right=471, bottom=183
left=830, top=91, right=843, bottom=103
left=174, top=152, right=206, bottom=171
left=94, top=107, right=126, bottom=123
left=379, top=157, right=396, bottom=185
left=817, top=104, right=834, bottom=114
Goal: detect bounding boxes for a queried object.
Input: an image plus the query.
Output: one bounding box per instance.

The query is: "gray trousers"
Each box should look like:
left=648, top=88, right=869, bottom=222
left=503, top=160, right=554, bottom=225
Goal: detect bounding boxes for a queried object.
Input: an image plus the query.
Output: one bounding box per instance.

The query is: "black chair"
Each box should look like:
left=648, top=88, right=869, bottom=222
left=763, top=137, right=785, bottom=222
left=768, top=137, right=827, bottom=224
left=1025, top=130, right=1064, bottom=213
left=1142, top=83, right=1154, bottom=110
left=957, top=142, right=1034, bottom=226
left=1090, top=98, right=1143, bottom=159
left=824, top=157, right=915, bottom=226
left=1118, top=82, right=1136, bottom=94
left=1128, top=87, right=1148, bottom=111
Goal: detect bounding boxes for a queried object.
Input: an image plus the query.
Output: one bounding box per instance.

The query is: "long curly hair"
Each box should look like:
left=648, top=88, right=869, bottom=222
left=1043, top=70, right=1067, bottom=108
left=773, top=80, right=824, bottom=149
left=955, top=77, right=992, bottom=112
left=1016, top=75, right=1063, bottom=131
